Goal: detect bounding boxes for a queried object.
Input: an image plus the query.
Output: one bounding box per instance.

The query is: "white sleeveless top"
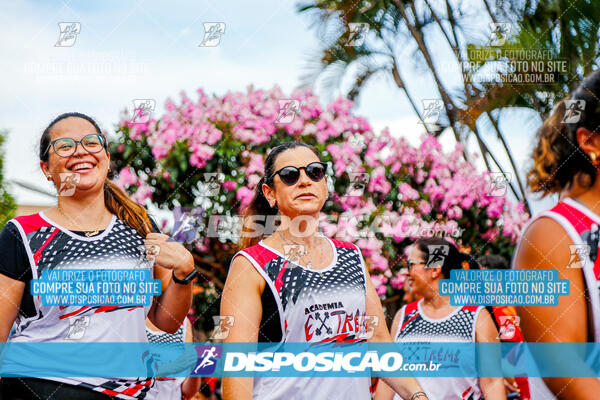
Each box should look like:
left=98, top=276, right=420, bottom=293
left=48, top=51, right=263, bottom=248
left=146, top=321, right=188, bottom=399
left=233, top=237, right=371, bottom=399
left=8, top=212, right=155, bottom=399
left=393, top=299, right=484, bottom=400
left=513, top=198, right=600, bottom=400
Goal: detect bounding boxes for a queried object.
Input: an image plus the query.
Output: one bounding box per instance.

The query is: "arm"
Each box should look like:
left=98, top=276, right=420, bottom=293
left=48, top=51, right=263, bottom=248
left=220, top=255, right=264, bottom=400
left=475, top=308, right=505, bottom=400
left=0, top=274, right=23, bottom=342
left=0, top=223, right=30, bottom=342
left=374, top=309, right=403, bottom=400
left=365, top=268, right=426, bottom=399
left=514, top=217, right=600, bottom=398
left=181, top=318, right=202, bottom=400
left=146, top=233, right=195, bottom=334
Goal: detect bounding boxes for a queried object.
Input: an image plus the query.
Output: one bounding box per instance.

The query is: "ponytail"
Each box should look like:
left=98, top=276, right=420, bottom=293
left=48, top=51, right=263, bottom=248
left=237, top=176, right=278, bottom=250
left=104, top=179, right=153, bottom=238
left=236, top=141, right=320, bottom=251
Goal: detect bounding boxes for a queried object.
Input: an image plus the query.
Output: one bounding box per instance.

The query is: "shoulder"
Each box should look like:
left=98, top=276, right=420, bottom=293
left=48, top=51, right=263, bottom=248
left=395, top=301, right=420, bottom=333
left=10, top=213, right=52, bottom=234
left=404, top=299, right=420, bottom=316
left=330, top=238, right=358, bottom=250
left=474, top=306, right=499, bottom=342
left=0, top=218, right=34, bottom=246
left=234, top=242, right=280, bottom=269
left=226, top=248, right=266, bottom=292
left=514, top=212, right=573, bottom=268
left=330, top=238, right=363, bottom=260
left=391, top=307, right=405, bottom=331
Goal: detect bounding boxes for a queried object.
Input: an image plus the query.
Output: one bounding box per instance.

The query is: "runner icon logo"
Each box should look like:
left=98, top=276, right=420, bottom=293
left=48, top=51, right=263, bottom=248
left=192, top=345, right=222, bottom=375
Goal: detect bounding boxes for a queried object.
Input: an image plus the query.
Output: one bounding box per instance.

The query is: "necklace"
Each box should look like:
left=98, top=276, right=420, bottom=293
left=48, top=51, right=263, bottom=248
left=275, top=229, right=324, bottom=271
left=56, top=203, right=105, bottom=237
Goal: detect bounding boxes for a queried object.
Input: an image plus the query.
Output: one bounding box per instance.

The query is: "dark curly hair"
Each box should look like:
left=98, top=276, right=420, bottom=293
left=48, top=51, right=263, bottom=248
left=528, top=70, right=600, bottom=195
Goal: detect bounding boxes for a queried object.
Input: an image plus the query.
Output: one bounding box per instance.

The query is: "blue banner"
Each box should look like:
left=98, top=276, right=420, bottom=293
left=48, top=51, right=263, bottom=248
left=0, top=342, right=598, bottom=378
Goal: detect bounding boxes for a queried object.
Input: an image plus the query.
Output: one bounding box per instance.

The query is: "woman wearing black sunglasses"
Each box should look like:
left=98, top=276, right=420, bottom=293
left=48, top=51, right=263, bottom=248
left=0, top=112, right=195, bottom=399
left=220, top=141, right=428, bottom=400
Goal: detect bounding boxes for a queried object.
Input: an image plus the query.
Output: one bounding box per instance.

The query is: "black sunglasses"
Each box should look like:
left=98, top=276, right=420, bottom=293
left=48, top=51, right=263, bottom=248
left=269, top=162, right=327, bottom=186
left=47, top=134, right=107, bottom=158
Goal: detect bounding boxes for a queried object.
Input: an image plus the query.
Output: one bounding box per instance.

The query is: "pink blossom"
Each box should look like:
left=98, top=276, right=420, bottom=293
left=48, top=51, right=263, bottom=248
left=236, top=186, right=255, bottom=210
left=151, top=142, right=170, bottom=160
left=189, top=144, right=215, bottom=169
left=370, top=253, right=389, bottom=272
left=390, top=273, right=407, bottom=290
left=486, top=200, right=504, bottom=219
left=223, top=180, right=237, bottom=191
left=447, top=206, right=463, bottom=220
left=368, top=166, right=392, bottom=195
left=328, top=97, right=354, bottom=115
left=245, top=152, right=265, bottom=176
left=115, top=167, right=138, bottom=187
left=131, top=184, right=152, bottom=205
left=418, top=200, right=431, bottom=215
left=370, top=275, right=388, bottom=297
left=399, top=183, right=419, bottom=201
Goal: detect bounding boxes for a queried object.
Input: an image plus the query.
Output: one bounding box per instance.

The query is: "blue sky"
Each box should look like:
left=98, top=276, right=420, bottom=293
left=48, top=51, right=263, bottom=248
left=0, top=0, right=556, bottom=212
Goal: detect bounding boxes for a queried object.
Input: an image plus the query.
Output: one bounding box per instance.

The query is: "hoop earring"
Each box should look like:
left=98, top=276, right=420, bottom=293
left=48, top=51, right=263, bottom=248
left=591, top=153, right=600, bottom=167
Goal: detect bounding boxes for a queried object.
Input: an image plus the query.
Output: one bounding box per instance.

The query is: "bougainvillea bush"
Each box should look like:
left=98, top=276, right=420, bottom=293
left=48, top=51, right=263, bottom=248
left=110, top=85, right=529, bottom=328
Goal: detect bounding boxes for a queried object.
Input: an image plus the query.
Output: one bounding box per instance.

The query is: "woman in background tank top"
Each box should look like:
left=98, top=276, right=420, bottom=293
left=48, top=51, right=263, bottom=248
left=514, top=70, right=600, bottom=399
left=146, top=317, right=202, bottom=399
left=220, top=141, right=428, bottom=400
left=375, top=238, right=505, bottom=400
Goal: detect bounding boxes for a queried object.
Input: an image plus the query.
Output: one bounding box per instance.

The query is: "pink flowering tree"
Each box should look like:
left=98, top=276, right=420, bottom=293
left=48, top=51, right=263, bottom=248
left=110, top=86, right=528, bottom=329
